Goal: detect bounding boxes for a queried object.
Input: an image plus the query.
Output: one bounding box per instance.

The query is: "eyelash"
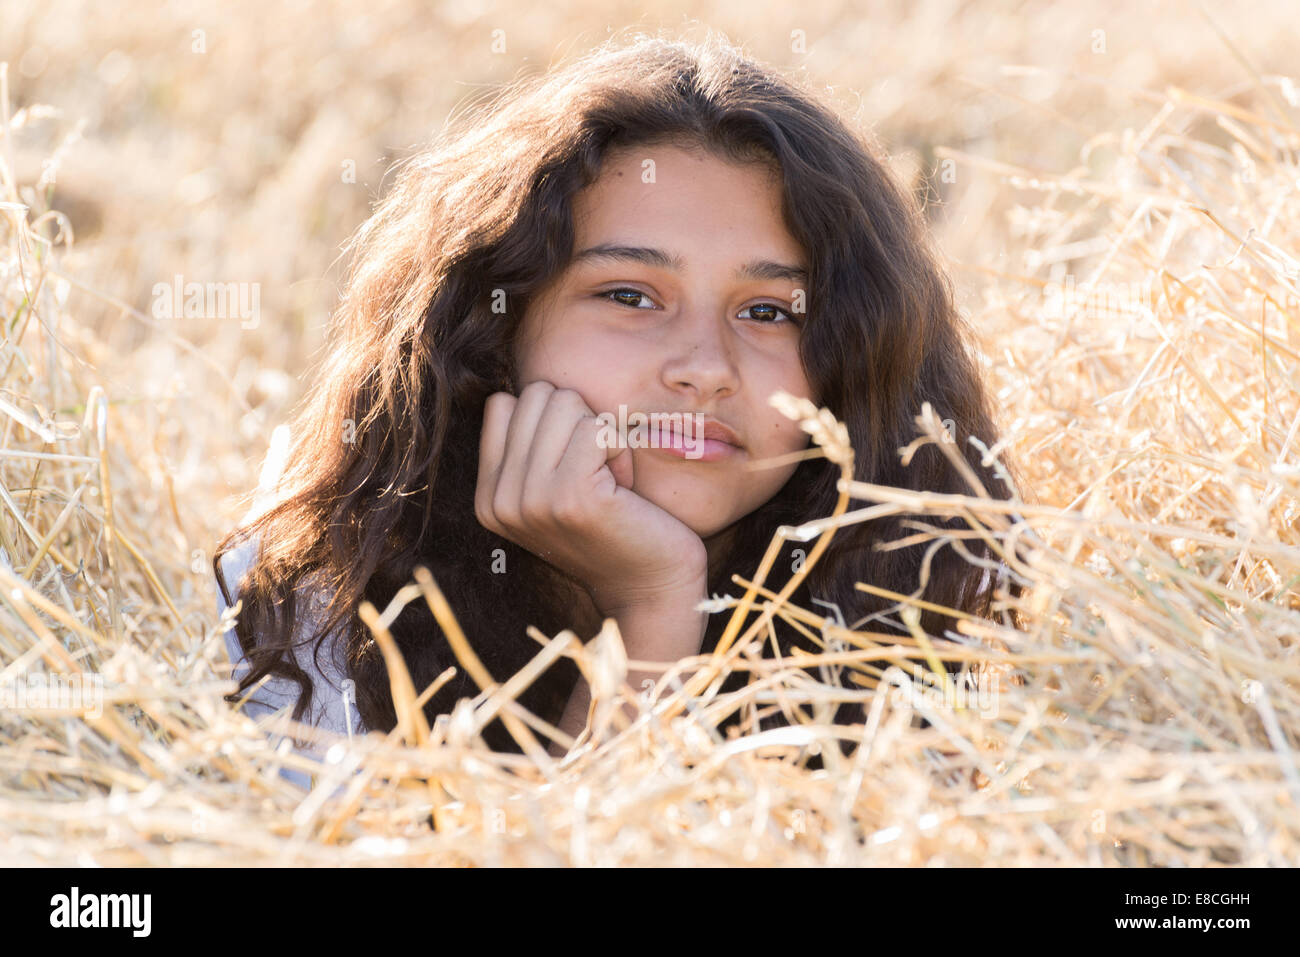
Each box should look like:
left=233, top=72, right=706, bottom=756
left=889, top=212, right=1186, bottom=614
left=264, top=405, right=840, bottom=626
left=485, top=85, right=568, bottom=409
left=598, top=287, right=799, bottom=326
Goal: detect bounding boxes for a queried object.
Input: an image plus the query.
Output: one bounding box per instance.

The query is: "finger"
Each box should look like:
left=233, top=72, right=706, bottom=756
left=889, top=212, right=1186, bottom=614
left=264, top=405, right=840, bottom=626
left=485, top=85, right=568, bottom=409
left=494, top=380, right=555, bottom=513
left=607, top=444, right=634, bottom=489
left=478, top=392, right=515, bottom=481
left=476, top=391, right=516, bottom=527
left=593, top=413, right=634, bottom=489
left=525, top=388, right=595, bottom=477
left=557, top=413, right=635, bottom=490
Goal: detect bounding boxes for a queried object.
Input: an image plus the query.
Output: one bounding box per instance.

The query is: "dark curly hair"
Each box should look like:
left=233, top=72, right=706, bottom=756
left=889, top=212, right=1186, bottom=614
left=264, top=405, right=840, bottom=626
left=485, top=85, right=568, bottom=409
left=215, top=28, right=1027, bottom=761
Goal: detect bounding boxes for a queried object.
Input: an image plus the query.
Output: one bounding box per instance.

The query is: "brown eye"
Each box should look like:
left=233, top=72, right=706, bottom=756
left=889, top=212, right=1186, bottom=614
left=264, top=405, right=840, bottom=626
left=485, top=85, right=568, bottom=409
left=601, top=288, right=656, bottom=309
left=740, top=302, right=796, bottom=325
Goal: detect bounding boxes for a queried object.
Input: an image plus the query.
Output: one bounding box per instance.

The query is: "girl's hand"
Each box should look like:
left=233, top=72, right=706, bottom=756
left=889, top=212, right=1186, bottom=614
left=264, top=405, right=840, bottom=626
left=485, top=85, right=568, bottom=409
left=475, top=380, right=709, bottom=615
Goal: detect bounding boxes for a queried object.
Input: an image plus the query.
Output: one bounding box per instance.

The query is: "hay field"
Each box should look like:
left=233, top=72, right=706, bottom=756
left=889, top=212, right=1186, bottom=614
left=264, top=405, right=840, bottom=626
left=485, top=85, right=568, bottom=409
left=0, top=0, right=1297, bottom=864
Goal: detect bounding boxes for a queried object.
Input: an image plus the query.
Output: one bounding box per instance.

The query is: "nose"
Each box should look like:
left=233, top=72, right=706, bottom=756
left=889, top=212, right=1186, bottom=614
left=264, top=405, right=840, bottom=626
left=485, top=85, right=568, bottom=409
left=659, top=309, right=740, bottom=400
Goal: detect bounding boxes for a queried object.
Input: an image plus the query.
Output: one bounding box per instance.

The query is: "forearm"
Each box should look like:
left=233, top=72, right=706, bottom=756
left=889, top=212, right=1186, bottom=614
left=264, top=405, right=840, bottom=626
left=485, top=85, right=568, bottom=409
left=548, top=581, right=708, bottom=757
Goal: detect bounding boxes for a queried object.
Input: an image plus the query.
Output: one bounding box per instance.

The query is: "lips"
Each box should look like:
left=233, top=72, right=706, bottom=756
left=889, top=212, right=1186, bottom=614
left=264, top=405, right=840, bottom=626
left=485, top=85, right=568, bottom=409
left=667, top=415, right=743, bottom=449
left=645, top=414, right=744, bottom=463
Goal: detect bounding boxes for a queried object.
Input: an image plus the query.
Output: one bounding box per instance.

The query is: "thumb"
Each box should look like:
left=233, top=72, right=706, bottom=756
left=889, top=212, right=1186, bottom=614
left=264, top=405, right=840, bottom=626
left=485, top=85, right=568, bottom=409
left=606, top=444, right=634, bottom=490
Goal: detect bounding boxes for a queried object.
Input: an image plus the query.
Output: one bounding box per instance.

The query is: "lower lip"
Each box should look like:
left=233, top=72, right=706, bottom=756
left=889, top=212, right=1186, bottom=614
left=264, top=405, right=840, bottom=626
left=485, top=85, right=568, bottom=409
left=649, top=431, right=741, bottom=462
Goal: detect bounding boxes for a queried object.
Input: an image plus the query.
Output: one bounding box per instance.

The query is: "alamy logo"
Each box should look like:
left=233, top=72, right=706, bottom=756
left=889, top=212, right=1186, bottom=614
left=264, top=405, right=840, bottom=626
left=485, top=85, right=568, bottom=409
left=151, top=274, right=260, bottom=328
left=49, top=887, right=151, bottom=937
left=1, top=673, right=103, bottom=719
left=592, top=405, right=707, bottom=459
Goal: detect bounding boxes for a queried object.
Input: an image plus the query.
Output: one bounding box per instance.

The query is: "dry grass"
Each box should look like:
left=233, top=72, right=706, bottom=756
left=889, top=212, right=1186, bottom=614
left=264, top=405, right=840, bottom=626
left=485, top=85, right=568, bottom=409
left=0, top=2, right=1298, bottom=865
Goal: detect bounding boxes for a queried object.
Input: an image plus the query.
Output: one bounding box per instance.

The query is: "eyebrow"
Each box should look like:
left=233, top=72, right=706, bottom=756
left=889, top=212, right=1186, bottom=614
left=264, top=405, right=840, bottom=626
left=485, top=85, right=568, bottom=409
left=571, top=243, right=808, bottom=285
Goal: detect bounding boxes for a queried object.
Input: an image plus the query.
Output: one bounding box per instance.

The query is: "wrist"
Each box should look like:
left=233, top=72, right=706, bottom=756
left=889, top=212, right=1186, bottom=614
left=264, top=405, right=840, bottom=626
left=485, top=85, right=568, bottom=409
left=588, top=565, right=708, bottom=618
left=596, top=576, right=709, bottom=658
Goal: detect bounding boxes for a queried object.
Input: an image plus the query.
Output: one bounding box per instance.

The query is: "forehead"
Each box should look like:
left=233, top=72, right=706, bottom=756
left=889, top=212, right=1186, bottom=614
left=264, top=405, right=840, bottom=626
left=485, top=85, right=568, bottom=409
left=570, top=144, right=800, bottom=260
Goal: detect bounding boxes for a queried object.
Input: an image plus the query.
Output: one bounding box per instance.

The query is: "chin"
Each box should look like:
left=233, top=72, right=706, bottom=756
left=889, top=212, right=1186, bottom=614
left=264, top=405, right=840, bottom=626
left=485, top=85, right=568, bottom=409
left=632, top=485, right=735, bottom=540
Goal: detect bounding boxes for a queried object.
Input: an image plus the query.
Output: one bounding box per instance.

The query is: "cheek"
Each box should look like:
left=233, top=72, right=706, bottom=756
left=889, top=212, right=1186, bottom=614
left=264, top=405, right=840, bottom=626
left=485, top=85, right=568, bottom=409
left=768, top=419, right=812, bottom=455
left=749, top=356, right=815, bottom=452
left=518, top=322, right=626, bottom=392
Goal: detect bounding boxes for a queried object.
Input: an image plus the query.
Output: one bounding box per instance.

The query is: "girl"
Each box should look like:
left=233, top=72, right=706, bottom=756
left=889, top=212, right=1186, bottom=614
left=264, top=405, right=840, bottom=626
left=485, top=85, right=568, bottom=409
left=215, top=30, right=1026, bottom=768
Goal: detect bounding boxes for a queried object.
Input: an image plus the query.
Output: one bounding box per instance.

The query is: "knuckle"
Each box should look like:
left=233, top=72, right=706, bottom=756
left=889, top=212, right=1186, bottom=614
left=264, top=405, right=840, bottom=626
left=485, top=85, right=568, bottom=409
left=517, top=481, right=559, bottom=527
left=491, top=491, right=520, bottom=528
left=551, top=494, right=584, bottom=524
left=518, top=488, right=551, bottom=524
left=554, top=388, right=588, bottom=412
left=577, top=415, right=609, bottom=453
left=473, top=490, right=495, bottom=528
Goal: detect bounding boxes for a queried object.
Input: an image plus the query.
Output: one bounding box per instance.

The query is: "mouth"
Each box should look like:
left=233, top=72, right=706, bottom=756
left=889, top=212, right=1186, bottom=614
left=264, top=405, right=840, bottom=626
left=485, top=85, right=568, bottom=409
left=693, top=416, right=743, bottom=448
left=652, top=415, right=744, bottom=462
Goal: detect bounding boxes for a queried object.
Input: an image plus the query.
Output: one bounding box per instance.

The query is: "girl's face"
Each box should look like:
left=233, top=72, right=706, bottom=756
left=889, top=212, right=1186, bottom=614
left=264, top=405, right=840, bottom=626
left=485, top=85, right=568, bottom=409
left=513, top=142, right=815, bottom=553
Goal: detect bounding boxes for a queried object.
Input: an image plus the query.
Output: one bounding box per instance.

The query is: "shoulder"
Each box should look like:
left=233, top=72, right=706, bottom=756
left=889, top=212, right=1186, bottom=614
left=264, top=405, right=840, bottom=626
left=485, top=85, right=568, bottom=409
left=214, top=528, right=365, bottom=737
left=216, top=533, right=260, bottom=611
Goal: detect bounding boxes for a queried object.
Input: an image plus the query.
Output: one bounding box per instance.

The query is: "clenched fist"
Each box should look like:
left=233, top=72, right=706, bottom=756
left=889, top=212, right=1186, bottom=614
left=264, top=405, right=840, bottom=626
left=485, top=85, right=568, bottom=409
left=474, top=380, right=709, bottom=616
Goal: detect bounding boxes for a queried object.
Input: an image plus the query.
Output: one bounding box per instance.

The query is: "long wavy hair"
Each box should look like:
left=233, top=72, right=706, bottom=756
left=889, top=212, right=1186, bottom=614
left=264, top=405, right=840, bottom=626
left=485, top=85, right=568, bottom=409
left=215, top=30, right=1028, bottom=758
